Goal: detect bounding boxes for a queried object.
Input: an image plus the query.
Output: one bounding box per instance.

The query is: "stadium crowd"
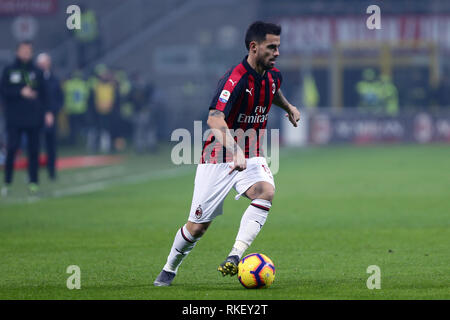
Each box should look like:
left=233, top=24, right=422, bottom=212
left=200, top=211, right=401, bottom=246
left=60, top=63, right=159, bottom=154
left=0, top=42, right=163, bottom=197
left=0, top=54, right=162, bottom=157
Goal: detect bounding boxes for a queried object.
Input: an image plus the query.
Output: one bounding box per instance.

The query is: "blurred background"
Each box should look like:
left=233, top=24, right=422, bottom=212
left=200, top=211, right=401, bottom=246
left=0, top=0, right=450, bottom=194
left=0, top=1, right=449, bottom=300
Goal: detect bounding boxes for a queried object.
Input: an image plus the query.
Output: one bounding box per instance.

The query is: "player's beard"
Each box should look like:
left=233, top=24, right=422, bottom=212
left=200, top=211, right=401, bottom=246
left=256, top=53, right=274, bottom=71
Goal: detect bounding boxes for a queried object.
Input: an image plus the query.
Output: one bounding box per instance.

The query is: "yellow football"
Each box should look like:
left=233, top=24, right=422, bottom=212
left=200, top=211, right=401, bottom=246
left=238, top=253, right=275, bottom=289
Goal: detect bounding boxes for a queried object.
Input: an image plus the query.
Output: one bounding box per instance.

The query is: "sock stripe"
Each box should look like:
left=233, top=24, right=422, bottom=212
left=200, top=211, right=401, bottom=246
left=180, top=227, right=195, bottom=243
left=175, top=248, right=186, bottom=256
left=251, top=203, right=270, bottom=211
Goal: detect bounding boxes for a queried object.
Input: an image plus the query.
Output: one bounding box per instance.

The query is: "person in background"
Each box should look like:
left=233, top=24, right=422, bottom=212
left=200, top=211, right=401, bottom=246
left=378, top=74, right=399, bottom=116
left=356, top=68, right=383, bottom=113
left=129, top=72, right=155, bottom=153
left=301, top=72, right=319, bottom=111
left=114, top=69, right=133, bottom=151
left=36, top=53, right=64, bottom=181
left=0, top=41, right=51, bottom=196
left=405, top=69, right=429, bottom=111
left=63, top=70, right=90, bottom=146
left=88, top=66, right=120, bottom=153
left=0, top=101, right=5, bottom=166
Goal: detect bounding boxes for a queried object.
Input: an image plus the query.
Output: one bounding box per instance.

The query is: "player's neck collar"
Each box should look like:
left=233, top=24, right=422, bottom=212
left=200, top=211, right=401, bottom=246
left=243, top=55, right=267, bottom=80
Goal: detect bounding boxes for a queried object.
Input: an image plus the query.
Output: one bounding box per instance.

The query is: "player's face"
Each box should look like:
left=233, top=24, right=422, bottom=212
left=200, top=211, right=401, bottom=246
left=17, top=44, right=33, bottom=63
left=256, top=34, right=280, bottom=70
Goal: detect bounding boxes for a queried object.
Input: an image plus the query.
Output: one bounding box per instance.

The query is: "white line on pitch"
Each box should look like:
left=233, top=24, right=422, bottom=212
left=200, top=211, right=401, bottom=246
left=51, top=166, right=193, bottom=198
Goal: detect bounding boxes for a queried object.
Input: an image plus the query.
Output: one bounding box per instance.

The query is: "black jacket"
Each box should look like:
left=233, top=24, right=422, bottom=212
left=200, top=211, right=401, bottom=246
left=0, top=58, right=48, bottom=128
left=42, top=71, right=64, bottom=115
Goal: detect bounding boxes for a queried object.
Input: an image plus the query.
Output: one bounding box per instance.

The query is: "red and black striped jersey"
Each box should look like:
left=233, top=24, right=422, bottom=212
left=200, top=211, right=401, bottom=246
left=201, top=55, right=282, bottom=164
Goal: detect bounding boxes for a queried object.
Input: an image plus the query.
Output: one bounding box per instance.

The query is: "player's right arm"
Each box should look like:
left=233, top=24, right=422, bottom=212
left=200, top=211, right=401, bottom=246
left=206, top=109, right=246, bottom=174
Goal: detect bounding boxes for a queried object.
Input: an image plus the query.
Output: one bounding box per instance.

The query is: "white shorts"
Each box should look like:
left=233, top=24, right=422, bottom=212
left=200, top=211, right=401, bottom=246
left=188, top=157, right=275, bottom=223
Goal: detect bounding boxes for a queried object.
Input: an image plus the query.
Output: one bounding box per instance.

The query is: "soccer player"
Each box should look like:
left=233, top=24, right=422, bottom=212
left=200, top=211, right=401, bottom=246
left=154, top=21, right=300, bottom=286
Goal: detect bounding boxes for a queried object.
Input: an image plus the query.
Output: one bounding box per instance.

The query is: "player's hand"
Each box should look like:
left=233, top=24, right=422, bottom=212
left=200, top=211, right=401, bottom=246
left=285, top=105, right=300, bottom=127
left=45, top=112, right=54, bottom=128
left=229, top=148, right=246, bottom=174
left=21, top=86, right=37, bottom=99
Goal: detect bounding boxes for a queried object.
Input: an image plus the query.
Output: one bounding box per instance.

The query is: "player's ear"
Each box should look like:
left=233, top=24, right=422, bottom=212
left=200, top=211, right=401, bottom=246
left=249, top=41, right=258, bottom=54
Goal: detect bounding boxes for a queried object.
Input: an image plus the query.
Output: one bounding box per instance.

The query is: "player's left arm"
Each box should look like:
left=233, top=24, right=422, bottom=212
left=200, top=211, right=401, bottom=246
left=273, top=89, right=300, bottom=127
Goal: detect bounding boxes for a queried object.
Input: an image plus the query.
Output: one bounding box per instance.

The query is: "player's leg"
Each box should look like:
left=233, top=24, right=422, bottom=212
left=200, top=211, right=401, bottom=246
left=219, top=157, right=275, bottom=276
left=154, top=163, right=235, bottom=286
left=185, top=220, right=211, bottom=238
left=44, top=125, right=57, bottom=180
left=2, top=127, right=21, bottom=196
left=163, top=221, right=211, bottom=274
left=219, top=181, right=274, bottom=276
left=154, top=221, right=211, bottom=287
left=26, top=127, right=40, bottom=194
left=232, top=181, right=274, bottom=256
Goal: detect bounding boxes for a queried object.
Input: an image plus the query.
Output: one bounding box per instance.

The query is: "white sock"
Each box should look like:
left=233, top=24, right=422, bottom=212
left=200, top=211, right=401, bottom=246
left=163, top=224, right=199, bottom=274
left=229, top=199, right=271, bottom=259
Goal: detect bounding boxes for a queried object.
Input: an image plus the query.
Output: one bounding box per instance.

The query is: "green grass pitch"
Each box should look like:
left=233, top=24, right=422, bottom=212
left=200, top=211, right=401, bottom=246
left=0, top=144, right=449, bottom=299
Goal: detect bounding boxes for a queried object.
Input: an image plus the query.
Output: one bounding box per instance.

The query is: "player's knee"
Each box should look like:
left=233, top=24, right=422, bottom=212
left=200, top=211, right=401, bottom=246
left=251, top=183, right=275, bottom=202
left=260, top=188, right=275, bottom=202
left=190, top=227, right=205, bottom=238
left=186, top=221, right=210, bottom=238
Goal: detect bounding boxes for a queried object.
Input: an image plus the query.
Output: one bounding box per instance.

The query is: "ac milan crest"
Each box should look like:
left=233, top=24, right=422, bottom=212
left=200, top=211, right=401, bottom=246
left=195, top=205, right=203, bottom=219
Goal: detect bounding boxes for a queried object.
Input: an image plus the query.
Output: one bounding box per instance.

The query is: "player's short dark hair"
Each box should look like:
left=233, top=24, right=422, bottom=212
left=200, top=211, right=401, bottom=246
left=245, top=21, right=281, bottom=50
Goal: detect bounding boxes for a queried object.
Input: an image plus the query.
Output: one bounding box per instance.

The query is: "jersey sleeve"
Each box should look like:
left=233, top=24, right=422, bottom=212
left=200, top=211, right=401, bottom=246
left=277, top=72, right=283, bottom=91
left=271, top=68, right=283, bottom=93
left=209, top=69, right=243, bottom=118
